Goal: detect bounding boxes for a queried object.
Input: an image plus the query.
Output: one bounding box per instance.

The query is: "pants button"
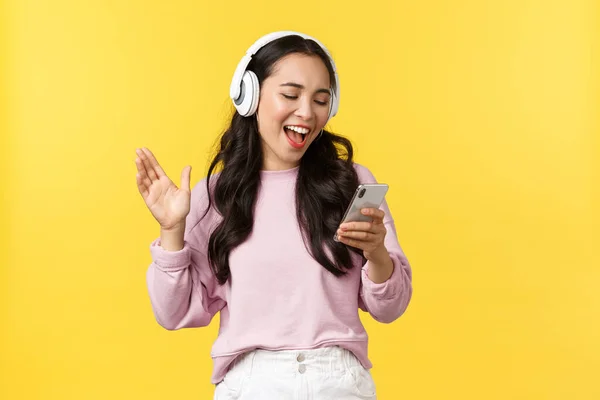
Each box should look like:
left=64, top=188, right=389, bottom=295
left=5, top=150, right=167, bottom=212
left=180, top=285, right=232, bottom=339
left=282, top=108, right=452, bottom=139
left=298, top=364, right=306, bottom=374
left=296, top=353, right=305, bottom=362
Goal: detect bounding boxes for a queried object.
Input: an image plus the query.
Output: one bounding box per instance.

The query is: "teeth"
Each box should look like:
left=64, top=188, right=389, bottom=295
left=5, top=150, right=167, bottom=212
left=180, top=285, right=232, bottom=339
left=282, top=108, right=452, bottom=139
left=285, top=125, right=310, bottom=135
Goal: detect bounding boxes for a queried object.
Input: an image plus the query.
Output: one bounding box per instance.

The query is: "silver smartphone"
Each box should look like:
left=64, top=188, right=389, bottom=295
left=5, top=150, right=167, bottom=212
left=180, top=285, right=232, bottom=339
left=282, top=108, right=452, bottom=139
left=334, top=183, right=389, bottom=242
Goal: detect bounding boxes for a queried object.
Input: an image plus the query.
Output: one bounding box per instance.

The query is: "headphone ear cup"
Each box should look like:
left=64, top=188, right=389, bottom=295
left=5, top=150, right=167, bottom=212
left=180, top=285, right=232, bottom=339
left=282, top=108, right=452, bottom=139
left=233, top=71, right=260, bottom=117
left=247, top=71, right=260, bottom=116
left=329, top=81, right=339, bottom=120
left=326, top=92, right=337, bottom=123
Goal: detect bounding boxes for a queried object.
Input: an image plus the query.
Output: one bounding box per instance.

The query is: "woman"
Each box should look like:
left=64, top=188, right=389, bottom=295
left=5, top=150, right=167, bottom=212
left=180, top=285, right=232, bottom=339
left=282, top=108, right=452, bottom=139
left=135, top=31, right=413, bottom=399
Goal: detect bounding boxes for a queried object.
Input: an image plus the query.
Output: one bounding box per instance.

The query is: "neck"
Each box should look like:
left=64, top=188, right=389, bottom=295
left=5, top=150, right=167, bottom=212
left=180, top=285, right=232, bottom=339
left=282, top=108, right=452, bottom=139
left=259, top=164, right=300, bottom=180
left=261, top=158, right=300, bottom=172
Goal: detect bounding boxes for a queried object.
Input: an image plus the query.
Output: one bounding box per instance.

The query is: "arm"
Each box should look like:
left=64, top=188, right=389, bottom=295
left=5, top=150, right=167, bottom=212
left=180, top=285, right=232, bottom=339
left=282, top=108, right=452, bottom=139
left=146, top=179, right=225, bottom=330
left=358, top=204, right=413, bottom=323
left=352, top=164, right=413, bottom=323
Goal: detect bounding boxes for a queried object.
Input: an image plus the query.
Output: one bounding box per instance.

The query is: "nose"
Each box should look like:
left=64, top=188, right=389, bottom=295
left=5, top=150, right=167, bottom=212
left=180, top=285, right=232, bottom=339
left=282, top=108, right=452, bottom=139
left=294, top=96, right=315, bottom=121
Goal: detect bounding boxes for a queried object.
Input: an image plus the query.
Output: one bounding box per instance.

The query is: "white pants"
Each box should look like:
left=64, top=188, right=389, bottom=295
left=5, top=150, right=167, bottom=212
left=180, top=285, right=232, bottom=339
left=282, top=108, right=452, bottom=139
left=213, top=346, right=377, bottom=400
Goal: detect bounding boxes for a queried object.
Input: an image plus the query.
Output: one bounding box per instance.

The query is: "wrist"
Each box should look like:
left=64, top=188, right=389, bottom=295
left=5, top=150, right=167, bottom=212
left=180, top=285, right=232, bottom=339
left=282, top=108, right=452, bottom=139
left=368, top=245, right=391, bottom=266
left=160, top=221, right=185, bottom=233
left=160, top=223, right=185, bottom=251
left=365, top=246, right=394, bottom=283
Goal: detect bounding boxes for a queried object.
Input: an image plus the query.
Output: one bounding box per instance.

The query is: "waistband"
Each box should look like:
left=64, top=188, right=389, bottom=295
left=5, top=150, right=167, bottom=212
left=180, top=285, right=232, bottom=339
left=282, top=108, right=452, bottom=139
left=226, top=346, right=363, bottom=378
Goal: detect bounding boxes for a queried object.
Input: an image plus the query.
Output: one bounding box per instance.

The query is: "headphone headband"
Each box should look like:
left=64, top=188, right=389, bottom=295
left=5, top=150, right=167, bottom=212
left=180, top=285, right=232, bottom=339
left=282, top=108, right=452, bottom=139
left=229, top=31, right=340, bottom=120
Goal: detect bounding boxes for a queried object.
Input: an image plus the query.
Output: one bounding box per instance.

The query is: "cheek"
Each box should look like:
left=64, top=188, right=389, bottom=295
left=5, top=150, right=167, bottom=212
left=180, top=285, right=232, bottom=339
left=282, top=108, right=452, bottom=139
left=259, top=93, right=292, bottom=124
left=317, top=108, right=329, bottom=127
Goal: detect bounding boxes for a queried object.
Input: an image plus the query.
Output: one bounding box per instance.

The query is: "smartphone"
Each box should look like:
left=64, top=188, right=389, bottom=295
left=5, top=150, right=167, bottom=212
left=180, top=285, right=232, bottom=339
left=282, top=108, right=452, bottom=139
left=334, top=183, right=389, bottom=242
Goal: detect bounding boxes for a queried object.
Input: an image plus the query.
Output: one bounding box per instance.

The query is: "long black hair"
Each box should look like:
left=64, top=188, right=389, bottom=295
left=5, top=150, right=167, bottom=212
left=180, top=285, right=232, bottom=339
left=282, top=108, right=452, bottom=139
left=203, top=35, right=361, bottom=285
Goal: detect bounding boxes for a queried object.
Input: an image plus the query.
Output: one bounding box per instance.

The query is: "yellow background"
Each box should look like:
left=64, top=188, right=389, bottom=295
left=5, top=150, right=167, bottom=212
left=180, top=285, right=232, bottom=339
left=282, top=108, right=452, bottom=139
left=1, top=0, right=598, bottom=399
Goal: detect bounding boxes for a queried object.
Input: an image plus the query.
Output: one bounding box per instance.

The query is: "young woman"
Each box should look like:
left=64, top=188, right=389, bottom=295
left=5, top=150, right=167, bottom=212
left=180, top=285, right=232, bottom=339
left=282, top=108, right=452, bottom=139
left=135, top=31, right=413, bottom=399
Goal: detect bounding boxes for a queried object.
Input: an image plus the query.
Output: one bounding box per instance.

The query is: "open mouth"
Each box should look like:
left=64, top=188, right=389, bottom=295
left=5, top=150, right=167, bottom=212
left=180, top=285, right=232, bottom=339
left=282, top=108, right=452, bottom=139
left=284, top=125, right=311, bottom=149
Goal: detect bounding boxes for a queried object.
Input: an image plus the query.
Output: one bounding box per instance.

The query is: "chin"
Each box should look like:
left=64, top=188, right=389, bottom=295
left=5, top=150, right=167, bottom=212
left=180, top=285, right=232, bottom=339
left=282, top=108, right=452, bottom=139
left=281, top=152, right=304, bottom=166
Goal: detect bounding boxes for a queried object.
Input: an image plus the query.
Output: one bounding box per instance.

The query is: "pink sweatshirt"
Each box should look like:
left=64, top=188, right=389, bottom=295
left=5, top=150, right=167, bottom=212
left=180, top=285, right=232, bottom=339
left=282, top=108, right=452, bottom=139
left=146, top=163, right=413, bottom=384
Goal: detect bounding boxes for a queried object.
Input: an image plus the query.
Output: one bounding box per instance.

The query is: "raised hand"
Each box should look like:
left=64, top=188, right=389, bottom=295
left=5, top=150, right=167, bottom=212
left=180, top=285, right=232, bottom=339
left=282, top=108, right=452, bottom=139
left=135, top=147, right=192, bottom=231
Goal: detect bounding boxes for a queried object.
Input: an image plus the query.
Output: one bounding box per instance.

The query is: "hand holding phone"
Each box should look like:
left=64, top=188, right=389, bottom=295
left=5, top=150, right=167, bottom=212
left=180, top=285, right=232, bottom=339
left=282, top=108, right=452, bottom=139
left=334, top=183, right=389, bottom=242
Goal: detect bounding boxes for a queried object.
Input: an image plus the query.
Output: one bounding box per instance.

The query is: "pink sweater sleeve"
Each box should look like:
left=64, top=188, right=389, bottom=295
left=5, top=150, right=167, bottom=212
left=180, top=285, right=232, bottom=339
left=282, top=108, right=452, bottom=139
left=354, top=164, right=413, bottom=323
left=145, top=180, right=225, bottom=330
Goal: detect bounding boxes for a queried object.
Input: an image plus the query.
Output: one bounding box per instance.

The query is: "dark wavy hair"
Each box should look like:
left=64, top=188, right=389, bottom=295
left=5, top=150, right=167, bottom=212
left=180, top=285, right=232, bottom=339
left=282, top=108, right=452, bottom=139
left=203, top=35, right=361, bottom=285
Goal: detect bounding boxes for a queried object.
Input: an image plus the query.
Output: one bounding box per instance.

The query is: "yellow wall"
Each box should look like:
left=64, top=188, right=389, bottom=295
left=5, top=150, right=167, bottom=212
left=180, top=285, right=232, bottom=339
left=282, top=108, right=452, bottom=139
left=1, top=0, right=598, bottom=398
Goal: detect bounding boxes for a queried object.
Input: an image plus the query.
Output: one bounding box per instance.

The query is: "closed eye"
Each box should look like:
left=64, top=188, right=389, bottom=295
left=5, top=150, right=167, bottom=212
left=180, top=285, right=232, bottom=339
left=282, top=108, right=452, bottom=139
left=282, top=94, right=328, bottom=106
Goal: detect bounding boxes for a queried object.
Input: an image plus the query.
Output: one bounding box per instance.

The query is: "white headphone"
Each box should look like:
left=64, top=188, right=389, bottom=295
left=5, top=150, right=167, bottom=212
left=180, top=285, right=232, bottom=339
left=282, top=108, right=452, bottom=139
left=229, top=31, right=340, bottom=122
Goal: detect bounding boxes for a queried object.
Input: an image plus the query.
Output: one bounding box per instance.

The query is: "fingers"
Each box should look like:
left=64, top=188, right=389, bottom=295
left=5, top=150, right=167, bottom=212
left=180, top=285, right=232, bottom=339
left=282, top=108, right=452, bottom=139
left=336, top=235, right=374, bottom=251
left=135, top=147, right=161, bottom=199
left=181, top=165, right=191, bottom=191
left=339, top=220, right=384, bottom=234
left=337, top=223, right=386, bottom=239
left=135, top=148, right=155, bottom=182
left=142, top=147, right=167, bottom=178
left=134, top=147, right=191, bottom=197
left=337, top=229, right=378, bottom=241
left=336, top=228, right=386, bottom=252
left=361, top=207, right=385, bottom=223
left=136, top=170, right=149, bottom=197
left=136, top=147, right=165, bottom=182
left=337, top=208, right=387, bottom=251
left=135, top=156, right=152, bottom=195
left=339, top=221, right=373, bottom=233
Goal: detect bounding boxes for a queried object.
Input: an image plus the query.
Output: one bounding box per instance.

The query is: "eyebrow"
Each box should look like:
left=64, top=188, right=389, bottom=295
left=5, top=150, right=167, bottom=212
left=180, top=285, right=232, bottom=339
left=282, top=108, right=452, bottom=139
left=279, top=82, right=331, bottom=95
